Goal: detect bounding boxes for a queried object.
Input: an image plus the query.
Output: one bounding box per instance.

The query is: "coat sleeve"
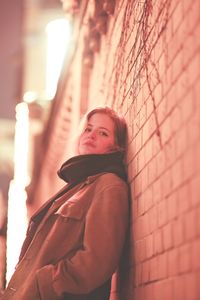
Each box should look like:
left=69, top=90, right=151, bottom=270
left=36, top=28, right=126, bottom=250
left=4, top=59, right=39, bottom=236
left=36, top=181, right=129, bottom=299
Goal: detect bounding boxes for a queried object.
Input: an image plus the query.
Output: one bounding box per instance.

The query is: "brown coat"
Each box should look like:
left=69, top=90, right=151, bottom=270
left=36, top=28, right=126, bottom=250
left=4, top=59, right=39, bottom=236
left=3, top=173, right=129, bottom=300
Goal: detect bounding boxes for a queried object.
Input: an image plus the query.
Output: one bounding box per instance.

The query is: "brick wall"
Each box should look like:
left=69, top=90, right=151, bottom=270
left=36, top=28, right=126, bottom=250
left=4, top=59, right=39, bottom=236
left=87, top=0, right=200, bottom=299
left=27, top=0, right=200, bottom=298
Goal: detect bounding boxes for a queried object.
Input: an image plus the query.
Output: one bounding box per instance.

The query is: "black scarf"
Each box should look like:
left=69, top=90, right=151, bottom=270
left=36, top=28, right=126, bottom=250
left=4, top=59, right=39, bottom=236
left=57, top=151, right=127, bottom=185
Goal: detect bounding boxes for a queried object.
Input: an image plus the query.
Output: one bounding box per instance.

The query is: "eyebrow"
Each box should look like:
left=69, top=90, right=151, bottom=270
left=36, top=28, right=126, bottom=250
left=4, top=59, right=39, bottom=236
left=87, top=123, right=111, bottom=133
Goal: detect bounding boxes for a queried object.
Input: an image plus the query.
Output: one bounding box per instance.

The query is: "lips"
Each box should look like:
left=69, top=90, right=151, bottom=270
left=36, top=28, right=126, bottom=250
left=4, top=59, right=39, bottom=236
left=83, top=140, right=95, bottom=147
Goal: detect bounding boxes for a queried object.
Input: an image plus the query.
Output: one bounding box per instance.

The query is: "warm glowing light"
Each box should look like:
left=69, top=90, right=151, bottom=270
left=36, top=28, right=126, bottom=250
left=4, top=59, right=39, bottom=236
left=45, top=19, right=71, bottom=100
left=6, top=181, right=28, bottom=282
left=6, top=102, right=30, bottom=283
left=14, top=103, right=30, bottom=186
left=23, top=91, right=38, bottom=103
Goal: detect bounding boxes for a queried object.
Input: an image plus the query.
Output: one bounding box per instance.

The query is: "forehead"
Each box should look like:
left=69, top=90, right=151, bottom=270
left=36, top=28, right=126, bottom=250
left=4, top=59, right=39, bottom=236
left=87, top=113, right=115, bottom=128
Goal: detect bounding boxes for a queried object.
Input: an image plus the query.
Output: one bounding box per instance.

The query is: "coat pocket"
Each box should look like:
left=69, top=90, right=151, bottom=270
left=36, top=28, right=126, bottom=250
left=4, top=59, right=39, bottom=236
left=55, top=201, right=86, bottom=221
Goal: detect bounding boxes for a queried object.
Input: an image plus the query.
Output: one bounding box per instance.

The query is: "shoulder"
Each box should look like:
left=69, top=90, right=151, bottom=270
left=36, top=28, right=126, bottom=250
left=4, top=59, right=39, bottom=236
left=97, top=172, right=127, bottom=185
left=88, top=173, right=127, bottom=186
left=90, top=172, right=128, bottom=194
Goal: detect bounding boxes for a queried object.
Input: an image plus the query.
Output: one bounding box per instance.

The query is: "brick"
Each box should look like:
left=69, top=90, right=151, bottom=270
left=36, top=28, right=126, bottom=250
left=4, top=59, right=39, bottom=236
left=171, top=158, right=183, bottom=190
left=153, top=82, right=162, bottom=107
left=156, top=149, right=166, bottom=177
left=144, top=283, right=154, bottom=300
left=137, top=194, right=145, bottom=216
left=186, top=52, right=200, bottom=87
left=173, top=275, right=186, bottom=300
left=184, top=209, right=197, bottom=241
left=174, top=69, right=188, bottom=101
left=161, top=169, right=172, bottom=197
left=171, top=50, right=184, bottom=84
left=158, top=52, right=167, bottom=78
left=158, top=199, right=167, bottom=227
left=133, top=173, right=142, bottom=197
left=184, top=272, right=199, bottom=300
left=190, top=174, right=200, bottom=207
left=167, top=191, right=178, bottom=220
left=145, top=234, right=154, bottom=258
left=194, top=140, right=200, bottom=174
left=134, top=286, right=145, bottom=300
left=170, top=106, right=182, bottom=134
left=192, top=238, right=200, bottom=270
left=146, top=97, right=154, bottom=118
left=144, top=139, right=153, bottom=164
left=166, top=83, right=177, bottom=114
left=179, top=243, right=192, bottom=273
left=142, top=260, right=150, bottom=283
left=142, top=120, right=149, bottom=145
left=187, top=110, right=200, bottom=146
left=152, top=178, right=162, bottom=203
left=174, top=125, right=187, bottom=159
left=172, top=216, right=184, bottom=247
left=157, top=253, right=167, bottom=279
left=167, top=31, right=182, bottom=67
left=171, top=0, right=184, bottom=34
left=149, top=112, right=157, bottom=137
left=163, top=222, right=173, bottom=250
left=177, top=183, right=190, bottom=214
left=148, top=157, right=157, bottom=185
left=143, top=187, right=153, bottom=212
left=139, top=104, right=147, bottom=127
left=185, top=0, right=200, bottom=34
left=148, top=205, right=158, bottom=233
left=135, top=132, right=142, bottom=154
left=168, top=248, right=179, bottom=277
left=196, top=206, right=200, bottom=237
left=135, top=239, right=146, bottom=263
left=181, top=89, right=194, bottom=124
left=182, top=32, right=198, bottom=68
left=182, top=147, right=196, bottom=182
left=161, top=279, right=173, bottom=300
left=154, top=228, right=163, bottom=254
left=135, top=264, right=142, bottom=286
left=132, top=114, right=140, bottom=138
left=141, top=166, right=148, bottom=193
left=152, top=132, right=161, bottom=157
left=136, top=214, right=149, bottom=239
left=160, top=116, right=172, bottom=144
left=182, top=0, right=193, bottom=16
left=149, top=256, right=159, bottom=281
left=142, top=81, right=150, bottom=104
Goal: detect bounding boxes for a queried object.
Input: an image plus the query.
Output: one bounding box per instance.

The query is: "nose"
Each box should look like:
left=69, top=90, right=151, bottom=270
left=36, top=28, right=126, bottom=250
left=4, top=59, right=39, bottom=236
left=88, top=129, right=97, bottom=139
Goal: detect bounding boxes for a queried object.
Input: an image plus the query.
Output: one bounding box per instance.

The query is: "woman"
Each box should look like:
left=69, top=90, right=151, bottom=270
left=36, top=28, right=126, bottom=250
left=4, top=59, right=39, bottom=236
left=1, top=107, right=129, bottom=300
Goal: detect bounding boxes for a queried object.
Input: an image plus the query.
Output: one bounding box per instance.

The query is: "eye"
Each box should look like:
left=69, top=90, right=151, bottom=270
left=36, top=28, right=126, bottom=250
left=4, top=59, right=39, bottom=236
left=99, top=130, right=108, bottom=137
left=84, top=127, right=92, bottom=132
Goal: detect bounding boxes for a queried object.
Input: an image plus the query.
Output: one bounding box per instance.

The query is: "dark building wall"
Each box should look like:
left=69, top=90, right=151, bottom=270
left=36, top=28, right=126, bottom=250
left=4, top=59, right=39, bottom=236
left=0, top=0, right=24, bottom=119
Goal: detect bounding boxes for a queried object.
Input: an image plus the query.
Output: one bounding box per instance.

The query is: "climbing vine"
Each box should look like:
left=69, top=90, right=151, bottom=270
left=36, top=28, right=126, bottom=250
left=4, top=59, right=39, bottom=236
left=102, top=0, right=171, bottom=148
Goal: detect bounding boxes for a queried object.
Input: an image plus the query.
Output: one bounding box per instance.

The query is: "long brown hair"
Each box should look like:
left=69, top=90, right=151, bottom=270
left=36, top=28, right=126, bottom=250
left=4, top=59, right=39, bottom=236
left=86, top=106, right=127, bottom=152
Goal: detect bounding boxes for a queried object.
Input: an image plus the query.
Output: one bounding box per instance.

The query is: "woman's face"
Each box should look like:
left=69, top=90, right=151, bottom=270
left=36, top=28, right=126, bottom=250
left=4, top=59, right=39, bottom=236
left=78, top=113, right=116, bottom=155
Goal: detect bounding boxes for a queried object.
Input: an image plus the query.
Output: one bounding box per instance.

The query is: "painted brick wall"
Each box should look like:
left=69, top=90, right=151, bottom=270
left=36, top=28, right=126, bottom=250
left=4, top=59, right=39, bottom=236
left=26, top=0, right=200, bottom=298
left=88, top=0, right=200, bottom=299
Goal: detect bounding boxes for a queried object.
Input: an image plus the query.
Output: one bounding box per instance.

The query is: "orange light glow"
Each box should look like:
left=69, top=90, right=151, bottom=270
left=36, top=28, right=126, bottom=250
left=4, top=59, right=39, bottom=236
left=6, top=103, right=30, bottom=282
left=45, top=19, right=71, bottom=100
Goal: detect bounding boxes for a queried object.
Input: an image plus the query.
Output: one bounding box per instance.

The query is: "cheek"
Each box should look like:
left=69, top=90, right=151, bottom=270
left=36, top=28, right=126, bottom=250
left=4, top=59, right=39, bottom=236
left=77, top=135, right=83, bottom=154
left=104, top=138, right=115, bottom=149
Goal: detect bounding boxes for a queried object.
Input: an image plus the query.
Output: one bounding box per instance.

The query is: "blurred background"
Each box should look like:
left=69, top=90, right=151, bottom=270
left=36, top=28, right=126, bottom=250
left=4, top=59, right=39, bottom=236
left=0, top=0, right=72, bottom=288
left=1, top=0, right=200, bottom=298
left=0, top=0, right=70, bottom=193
